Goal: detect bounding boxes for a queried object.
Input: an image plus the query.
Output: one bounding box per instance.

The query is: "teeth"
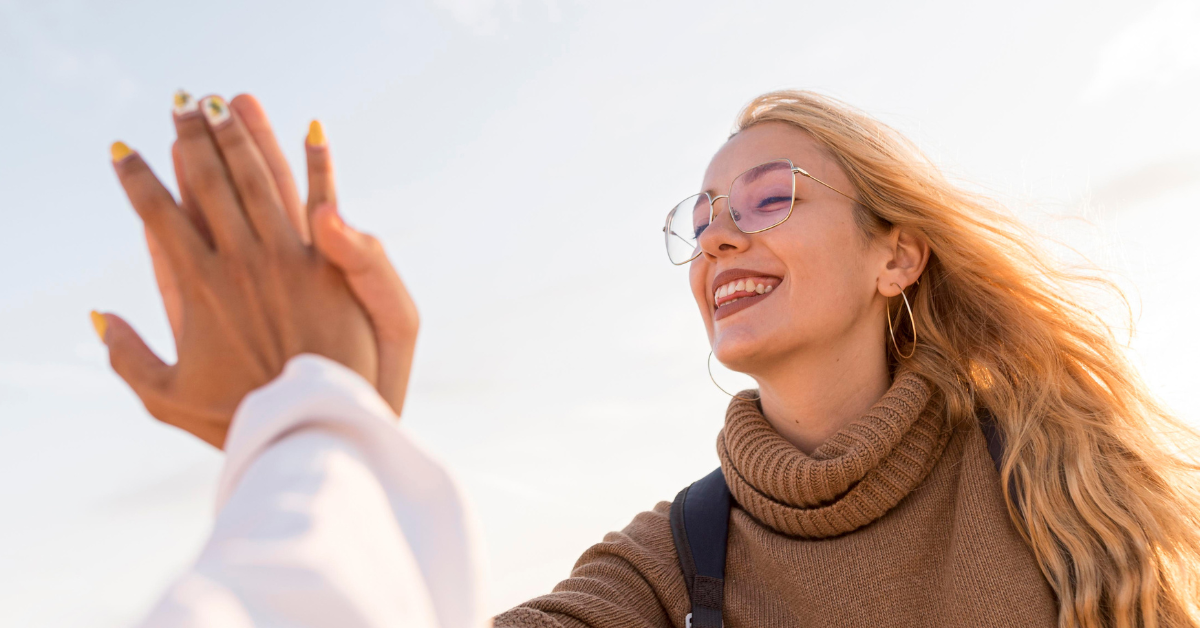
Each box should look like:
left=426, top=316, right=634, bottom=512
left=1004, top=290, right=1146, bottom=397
left=714, top=277, right=780, bottom=304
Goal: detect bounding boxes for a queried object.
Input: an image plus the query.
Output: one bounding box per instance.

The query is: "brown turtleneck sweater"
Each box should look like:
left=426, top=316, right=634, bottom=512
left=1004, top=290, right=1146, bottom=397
left=493, top=371, right=1057, bottom=627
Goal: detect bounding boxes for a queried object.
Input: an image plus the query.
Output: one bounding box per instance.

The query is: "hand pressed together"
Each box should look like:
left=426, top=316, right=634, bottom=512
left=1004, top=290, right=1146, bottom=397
left=97, top=92, right=417, bottom=449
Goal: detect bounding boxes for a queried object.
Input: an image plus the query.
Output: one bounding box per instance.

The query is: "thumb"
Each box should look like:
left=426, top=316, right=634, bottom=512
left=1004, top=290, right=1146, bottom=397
left=310, top=203, right=379, bottom=275
left=310, top=204, right=417, bottom=335
left=92, top=311, right=171, bottom=406
left=309, top=204, right=418, bottom=417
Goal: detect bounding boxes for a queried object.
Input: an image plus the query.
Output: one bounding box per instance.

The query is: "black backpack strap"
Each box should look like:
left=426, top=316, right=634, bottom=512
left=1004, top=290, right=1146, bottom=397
left=667, top=411, right=1012, bottom=628
left=978, top=406, right=1023, bottom=516
left=669, top=467, right=731, bottom=628
left=979, top=406, right=1005, bottom=475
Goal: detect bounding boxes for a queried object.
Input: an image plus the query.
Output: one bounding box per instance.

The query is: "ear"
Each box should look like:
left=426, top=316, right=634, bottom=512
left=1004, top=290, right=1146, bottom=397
left=877, top=227, right=930, bottom=297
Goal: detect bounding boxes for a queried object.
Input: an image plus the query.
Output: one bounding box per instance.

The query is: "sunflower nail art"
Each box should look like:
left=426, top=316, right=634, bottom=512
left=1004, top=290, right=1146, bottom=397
left=173, top=89, right=198, bottom=115
left=200, top=96, right=230, bottom=126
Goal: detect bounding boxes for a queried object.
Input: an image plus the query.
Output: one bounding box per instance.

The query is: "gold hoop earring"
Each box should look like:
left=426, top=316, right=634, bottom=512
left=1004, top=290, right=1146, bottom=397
left=886, top=282, right=917, bottom=359
left=708, top=350, right=760, bottom=401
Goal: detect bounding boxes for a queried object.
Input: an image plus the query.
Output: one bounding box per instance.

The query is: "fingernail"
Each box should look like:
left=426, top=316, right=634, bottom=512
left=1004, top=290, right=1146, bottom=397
left=90, top=311, right=108, bottom=343
left=307, top=119, right=327, bottom=147
left=110, top=141, right=134, bottom=163
left=200, top=96, right=230, bottom=127
left=173, top=89, right=198, bottom=116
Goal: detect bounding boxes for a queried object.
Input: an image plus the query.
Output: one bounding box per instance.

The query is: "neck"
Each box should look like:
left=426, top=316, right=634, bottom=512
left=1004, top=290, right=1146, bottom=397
left=753, top=325, right=892, bottom=455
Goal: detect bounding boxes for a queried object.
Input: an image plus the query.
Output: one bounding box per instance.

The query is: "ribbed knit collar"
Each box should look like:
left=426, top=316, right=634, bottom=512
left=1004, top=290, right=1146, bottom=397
left=717, top=369, right=952, bottom=539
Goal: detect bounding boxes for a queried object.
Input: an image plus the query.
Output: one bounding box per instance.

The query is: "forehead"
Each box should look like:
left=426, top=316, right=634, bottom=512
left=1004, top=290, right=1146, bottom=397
left=701, top=121, right=836, bottom=194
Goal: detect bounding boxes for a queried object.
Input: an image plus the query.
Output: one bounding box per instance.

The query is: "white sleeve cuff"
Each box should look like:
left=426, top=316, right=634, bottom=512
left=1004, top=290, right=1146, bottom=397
left=218, top=353, right=397, bottom=511
left=215, top=353, right=489, bottom=628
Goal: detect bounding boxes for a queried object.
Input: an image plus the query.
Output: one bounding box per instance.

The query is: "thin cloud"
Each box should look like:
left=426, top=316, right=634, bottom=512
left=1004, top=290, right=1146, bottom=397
left=426, top=0, right=561, bottom=34
left=1079, top=154, right=1200, bottom=214
left=1080, top=0, right=1200, bottom=102
left=0, top=1, right=141, bottom=107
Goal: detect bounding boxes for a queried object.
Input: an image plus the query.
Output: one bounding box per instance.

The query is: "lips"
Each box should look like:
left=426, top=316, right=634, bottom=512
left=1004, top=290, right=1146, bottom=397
left=714, top=287, right=776, bottom=321
left=711, top=268, right=783, bottom=322
left=714, top=276, right=780, bottom=308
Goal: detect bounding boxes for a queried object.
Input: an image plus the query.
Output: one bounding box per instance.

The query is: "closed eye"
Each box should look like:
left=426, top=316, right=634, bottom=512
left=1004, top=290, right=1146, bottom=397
left=756, top=195, right=793, bottom=209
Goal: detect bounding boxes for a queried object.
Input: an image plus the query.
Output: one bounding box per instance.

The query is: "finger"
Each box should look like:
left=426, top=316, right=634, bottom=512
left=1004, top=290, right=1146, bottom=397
left=305, top=120, right=337, bottom=225
left=171, top=140, right=214, bottom=247
left=111, top=141, right=209, bottom=275
left=97, top=312, right=225, bottom=447
left=93, top=311, right=172, bottom=407
left=197, top=94, right=297, bottom=250
left=229, top=94, right=309, bottom=243
left=312, top=204, right=417, bottom=415
left=172, top=91, right=254, bottom=252
left=144, top=227, right=184, bottom=349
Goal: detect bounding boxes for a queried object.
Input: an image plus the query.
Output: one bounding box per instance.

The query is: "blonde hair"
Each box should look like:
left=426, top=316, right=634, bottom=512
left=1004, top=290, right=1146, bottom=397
left=733, top=90, right=1200, bottom=627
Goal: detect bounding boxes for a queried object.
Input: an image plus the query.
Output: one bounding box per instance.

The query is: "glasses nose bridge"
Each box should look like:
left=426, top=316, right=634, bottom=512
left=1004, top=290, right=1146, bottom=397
left=709, top=194, right=731, bottom=223
left=708, top=193, right=746, bottom=234
left=699, top=193, right=744, bottom=243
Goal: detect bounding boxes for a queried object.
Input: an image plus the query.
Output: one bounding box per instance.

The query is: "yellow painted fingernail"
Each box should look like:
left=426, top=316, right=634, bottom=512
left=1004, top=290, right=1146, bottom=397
left=200, top=95, right=230, bottom=126
left=110, top=141, right=134, bottom=163
left=173, top=88, right=198, bottom=115
left=90, top=311, right=108, bottom=342
left=307, top=120, right=326, bottom=147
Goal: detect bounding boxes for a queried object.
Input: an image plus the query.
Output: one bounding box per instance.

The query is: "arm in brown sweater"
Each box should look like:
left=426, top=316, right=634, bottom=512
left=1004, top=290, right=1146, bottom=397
left=493, top=501, right=689, bottom=628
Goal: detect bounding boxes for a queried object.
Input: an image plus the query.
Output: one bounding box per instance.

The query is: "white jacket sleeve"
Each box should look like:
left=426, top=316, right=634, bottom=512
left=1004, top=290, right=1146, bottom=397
left=137, top=354, right=490, bottom=628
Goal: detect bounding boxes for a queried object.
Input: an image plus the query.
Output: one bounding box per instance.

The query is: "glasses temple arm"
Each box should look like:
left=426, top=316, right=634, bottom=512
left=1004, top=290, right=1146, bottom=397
left=794, top=168, right=860, bottom=205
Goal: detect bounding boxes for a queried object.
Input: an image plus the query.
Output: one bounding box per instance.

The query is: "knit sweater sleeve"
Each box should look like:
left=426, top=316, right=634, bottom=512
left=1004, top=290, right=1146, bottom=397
left=492, top=500, right=689, bottom=628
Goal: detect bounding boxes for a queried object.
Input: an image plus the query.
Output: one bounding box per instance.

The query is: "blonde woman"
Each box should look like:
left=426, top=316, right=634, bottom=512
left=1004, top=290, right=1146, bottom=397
left=102, top=90, right=1200, bottom=628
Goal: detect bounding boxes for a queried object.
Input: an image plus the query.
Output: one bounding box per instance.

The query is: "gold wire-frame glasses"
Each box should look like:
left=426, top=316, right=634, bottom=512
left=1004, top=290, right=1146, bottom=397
left=662, top=158, right=858, bottom=265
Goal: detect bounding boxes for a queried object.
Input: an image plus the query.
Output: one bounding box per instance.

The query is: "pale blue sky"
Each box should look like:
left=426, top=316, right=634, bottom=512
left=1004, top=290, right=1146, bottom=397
left=2, top=0, right=1199, bottom=624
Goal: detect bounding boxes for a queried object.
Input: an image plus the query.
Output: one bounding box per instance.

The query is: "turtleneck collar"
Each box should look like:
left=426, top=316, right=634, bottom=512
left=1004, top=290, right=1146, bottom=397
left=717, top=369, right=952, bottom=539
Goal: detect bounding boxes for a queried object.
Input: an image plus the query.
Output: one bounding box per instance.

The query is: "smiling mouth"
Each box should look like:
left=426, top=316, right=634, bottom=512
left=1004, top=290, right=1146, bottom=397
left=712, top=276, right=782, bottom=321
left=713, top=276, right=782, bottom=308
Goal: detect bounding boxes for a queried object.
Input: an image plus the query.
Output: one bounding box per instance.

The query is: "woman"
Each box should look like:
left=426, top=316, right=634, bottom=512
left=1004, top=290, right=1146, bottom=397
left=103, top=90, right=1200, bottom=627
left=494, top=91, right=1200, bottom=627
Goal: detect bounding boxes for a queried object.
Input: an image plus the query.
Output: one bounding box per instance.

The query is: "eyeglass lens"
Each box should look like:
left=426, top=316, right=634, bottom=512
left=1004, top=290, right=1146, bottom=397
left=664, top=159, right=796, bottom=264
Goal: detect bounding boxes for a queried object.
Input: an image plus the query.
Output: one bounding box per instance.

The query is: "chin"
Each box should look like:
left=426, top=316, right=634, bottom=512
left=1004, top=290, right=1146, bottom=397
left=711, top=328, right=773, bottom=374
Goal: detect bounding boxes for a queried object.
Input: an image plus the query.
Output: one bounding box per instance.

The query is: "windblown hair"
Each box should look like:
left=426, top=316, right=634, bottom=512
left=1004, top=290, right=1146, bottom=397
left=733, top=91, right=1200, bottom=627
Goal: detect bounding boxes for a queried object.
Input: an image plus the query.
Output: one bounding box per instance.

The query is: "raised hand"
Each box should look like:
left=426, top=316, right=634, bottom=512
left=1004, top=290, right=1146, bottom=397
left=143, top=93, right=418, bottom=419
left=97, top=94, right=378, bottom=449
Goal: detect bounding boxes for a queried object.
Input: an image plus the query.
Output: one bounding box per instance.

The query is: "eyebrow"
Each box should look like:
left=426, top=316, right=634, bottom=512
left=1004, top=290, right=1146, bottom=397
left=702, top=161, right=792, bottom=196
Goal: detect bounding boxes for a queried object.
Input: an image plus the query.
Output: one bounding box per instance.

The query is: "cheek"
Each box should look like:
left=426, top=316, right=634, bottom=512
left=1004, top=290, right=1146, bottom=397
left=777, top=222, right=874, bottom=319
left=688, top=262, right=710, bottom=312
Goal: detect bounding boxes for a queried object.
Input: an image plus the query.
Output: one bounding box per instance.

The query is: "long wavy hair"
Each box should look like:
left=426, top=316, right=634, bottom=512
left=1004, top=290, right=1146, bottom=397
left=733, top=90, right=1200, bottom=627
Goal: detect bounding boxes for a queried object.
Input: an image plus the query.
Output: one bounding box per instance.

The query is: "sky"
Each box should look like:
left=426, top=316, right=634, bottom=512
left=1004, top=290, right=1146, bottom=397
left=1, top=0, right=1199, bottom=624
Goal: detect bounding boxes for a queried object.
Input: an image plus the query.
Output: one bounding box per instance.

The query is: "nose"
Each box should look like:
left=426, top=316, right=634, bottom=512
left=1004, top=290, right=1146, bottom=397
left=697, top=195, right=749, bottom=256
